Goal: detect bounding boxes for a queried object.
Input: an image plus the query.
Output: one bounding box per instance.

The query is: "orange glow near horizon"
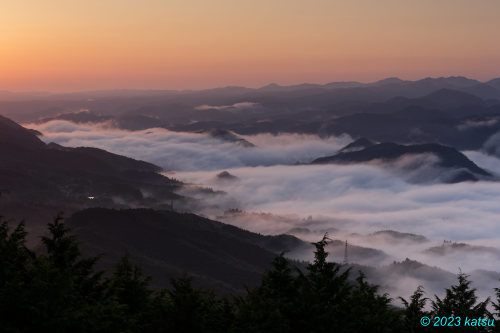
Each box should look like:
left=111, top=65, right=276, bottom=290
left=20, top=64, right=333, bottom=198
left=1, top=0, right=500, bottom=92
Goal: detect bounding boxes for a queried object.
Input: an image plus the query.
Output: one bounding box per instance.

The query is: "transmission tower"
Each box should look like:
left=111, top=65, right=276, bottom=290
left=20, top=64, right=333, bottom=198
left=343, top=240, right=348, bottom=265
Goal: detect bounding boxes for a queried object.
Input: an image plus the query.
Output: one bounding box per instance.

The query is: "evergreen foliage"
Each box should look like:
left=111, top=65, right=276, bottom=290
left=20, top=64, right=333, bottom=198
left=431, top=272, right=492, bottom=332
left=400, top=286, right=431, bottom=332
left=0, top=216, right=498, bottom=332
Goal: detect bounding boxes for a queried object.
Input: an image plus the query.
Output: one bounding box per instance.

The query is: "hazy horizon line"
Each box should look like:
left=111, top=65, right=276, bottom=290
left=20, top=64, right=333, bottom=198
left=2, top=75, right=500, bottom=95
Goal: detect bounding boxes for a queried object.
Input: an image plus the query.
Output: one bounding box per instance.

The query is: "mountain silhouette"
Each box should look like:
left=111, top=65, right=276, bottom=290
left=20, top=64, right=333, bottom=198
left=311, top=142, right=492, bottom=183
left=339, top=137, right=375, bottom=152
left=0, top=114, right=181, bottom=230
left=68, top=208, right=306, bottom=293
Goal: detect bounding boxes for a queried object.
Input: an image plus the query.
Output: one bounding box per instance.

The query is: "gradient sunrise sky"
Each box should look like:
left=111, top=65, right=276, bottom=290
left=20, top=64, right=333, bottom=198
left=1, top=0, right=499, bottom=92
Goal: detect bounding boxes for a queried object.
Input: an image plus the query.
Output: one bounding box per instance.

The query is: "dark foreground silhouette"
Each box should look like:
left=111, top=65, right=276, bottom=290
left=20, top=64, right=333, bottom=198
left=1, top=215, right=499, bottom=332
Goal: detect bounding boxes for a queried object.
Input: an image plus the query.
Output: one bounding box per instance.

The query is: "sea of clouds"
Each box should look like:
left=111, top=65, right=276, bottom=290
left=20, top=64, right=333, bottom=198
left=27, top=120, right=500, bottom=301
left=28, top=120, right=350, bottom=171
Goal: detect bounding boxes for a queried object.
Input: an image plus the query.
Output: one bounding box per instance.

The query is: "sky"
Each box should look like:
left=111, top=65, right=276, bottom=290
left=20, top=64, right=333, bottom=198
left=2, top=0, right=500, bottom=92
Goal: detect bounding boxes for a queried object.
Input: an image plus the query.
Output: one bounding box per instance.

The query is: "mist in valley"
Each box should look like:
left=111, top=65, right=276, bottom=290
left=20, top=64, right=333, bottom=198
left=26, top=119, right=500, bottom=302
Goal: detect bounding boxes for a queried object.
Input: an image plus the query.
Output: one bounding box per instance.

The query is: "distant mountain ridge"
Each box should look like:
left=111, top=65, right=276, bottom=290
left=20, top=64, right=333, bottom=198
left=339, top=137, right=375, bottom=152
left=203, top=128, right=255, bottom=147
left=311, top=141, right=493, bottom=183
left=5, top=76, right=500, bottom=154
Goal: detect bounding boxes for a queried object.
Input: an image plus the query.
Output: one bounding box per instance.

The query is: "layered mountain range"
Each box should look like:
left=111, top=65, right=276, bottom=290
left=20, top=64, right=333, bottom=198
left=2, top=76, right=500, bottom=298
left=5, top=76, right=500, bottom=153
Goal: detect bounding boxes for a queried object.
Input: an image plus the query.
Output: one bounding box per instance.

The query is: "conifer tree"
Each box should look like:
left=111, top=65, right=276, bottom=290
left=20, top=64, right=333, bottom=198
left=303, top=234, right=351, bottom=332
left=432, top=272, right=492, bottom=332
left=163, top=275, right=232, bottom=333
left=106, top=253, right=155, bottom=332
left=233, top=253, right=297, bottom=333
left=0, top=219, right=33, bottom=332
left=432, top=272, right=490, bottom=318
left=26, top=215, right=119, bottom=332
left=400, top=286, right=431, bottom=333
left=492, top=285, right=500, bottom=333
left=343, top=272, right=401, bottom=332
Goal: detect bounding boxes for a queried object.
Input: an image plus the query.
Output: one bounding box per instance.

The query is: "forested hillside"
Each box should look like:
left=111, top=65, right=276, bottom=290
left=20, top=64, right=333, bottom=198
left=1, top=215, right=498, bottom=332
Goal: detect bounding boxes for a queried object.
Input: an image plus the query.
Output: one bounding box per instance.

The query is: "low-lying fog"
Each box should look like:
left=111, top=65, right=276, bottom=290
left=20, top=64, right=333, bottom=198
left=28, top=120, right=351, bottom=170
left=28, top=120, right=500, bottom=301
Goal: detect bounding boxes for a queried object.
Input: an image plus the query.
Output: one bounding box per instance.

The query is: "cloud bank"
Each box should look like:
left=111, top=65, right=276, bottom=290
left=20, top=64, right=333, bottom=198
left=28, top=120, right=500, bottom=272
left=195, top=102, right=261, bottom=111
left=27, top=120, right=350, bottom=171
left=483, top=132, right=500, bottom=158
left=175, top=161, right=500, bottom=301
left=27, top=120, right=500, bottom=300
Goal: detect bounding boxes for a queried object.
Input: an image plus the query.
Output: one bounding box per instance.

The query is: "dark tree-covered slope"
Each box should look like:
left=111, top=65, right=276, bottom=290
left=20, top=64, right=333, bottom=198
left=67, top=208, right=306, bottom=293
left=0, top=115, right=181, bottom=231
